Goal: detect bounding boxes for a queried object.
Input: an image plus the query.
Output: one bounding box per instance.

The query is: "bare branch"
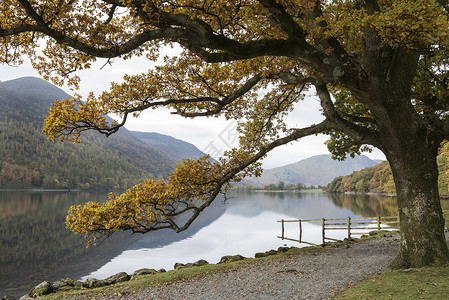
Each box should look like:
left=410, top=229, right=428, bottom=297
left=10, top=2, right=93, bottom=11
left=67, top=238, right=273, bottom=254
left=104, top=4, right=117, bottom=25
left=173, top=73, right=263, bottom=117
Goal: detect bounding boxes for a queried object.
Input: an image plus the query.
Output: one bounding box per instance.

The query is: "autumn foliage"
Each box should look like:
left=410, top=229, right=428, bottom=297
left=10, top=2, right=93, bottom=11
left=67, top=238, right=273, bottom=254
left=67, top=156, right=223, bottom=244
left=3, top=0, right=449, bottom=266
left=67, top=152, right=262, bottom=243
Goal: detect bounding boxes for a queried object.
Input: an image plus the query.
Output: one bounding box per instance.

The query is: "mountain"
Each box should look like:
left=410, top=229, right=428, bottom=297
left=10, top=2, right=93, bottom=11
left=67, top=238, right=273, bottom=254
left=0, top=77, right=205, bottom=190
left=130, top=131, right=206, bottom=162
left=248, top=154, right=382, bottom=187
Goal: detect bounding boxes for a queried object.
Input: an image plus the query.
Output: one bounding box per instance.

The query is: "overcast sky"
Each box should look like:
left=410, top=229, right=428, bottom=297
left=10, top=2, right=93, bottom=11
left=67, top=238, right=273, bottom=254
left=0, top=52, right=385, bottom=169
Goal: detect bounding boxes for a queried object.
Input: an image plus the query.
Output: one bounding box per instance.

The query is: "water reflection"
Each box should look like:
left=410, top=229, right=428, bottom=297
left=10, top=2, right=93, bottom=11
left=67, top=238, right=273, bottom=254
left=1, top=191, right=131, bottom=297
left=229, top=191, right=370, bottom=219
left=84, top=191, right=397, bottom=279
left=328, top=193, right=397, bottom=217
left=0, top=190, right=224, bottom=298
left=0, top=190, right=395, bottom=297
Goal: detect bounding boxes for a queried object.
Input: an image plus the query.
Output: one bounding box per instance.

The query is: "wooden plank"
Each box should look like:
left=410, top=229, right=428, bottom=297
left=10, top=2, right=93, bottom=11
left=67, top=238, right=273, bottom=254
left=325, top=221, right=378, bottom=226
left=277, top=219, right=322, bottom=223
left=277, top=220, right=300, bottom=223
left=325, top=222, right=349, bottom=226
left=322, top=218, right=346, bottom=221
left=351, top=227, right=386, bottom=231
left=349, top=221, right=378, bottom=225
left=346, top=217, right=377, bottom=221
left=349, top=227, right=387, bottom=230
left=327, top=227, right=385, bottom=230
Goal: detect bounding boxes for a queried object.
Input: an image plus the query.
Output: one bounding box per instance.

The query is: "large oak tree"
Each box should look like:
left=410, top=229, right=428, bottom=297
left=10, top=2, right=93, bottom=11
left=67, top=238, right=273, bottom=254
left=2, top=0, right=449, bottom=268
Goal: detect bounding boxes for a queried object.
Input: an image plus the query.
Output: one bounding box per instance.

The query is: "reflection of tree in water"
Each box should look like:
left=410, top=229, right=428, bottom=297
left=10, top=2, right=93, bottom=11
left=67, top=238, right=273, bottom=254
left=328, top=193, right=397, bottom=217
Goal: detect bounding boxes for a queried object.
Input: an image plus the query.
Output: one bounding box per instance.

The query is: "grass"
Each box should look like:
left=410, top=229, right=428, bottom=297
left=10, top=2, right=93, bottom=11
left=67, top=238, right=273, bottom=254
left=334, top=265, right=449, bottom=299
left=334, top=234, right=449, bottom=300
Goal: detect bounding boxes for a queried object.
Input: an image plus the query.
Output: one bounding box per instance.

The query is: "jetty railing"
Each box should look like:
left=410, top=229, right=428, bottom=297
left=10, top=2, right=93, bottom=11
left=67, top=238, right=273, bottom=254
left=278, top=210, right=449, bottom=246
left=277, top=215, right=399, bottom=246
left=277, top=210, right=449, bottom=246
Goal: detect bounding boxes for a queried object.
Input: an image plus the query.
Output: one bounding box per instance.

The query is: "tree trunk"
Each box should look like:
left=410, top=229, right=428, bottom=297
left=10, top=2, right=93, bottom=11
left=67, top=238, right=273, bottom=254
left=385, top=143, right=449, bottom=268
left=359, top=47, right=449, bottom=268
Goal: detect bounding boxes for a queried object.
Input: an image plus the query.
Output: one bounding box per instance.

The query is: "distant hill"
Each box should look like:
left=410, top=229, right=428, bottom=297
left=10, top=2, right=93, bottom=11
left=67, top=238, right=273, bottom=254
left=130, top=131, right=205, bottom=162
left=326, top=161, right=395, bottom=194
left=0, top=77, right=206, bottom=190
left=326, top=142, right=449, bottom=196
left=248, top=154, right=382, bottom=187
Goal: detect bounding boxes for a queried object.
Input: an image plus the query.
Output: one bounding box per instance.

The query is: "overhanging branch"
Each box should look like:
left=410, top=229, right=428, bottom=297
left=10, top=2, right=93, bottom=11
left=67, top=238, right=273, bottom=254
left=160, top=120, right=335, bottom=234
left=59, top=73, right=264, bottom=138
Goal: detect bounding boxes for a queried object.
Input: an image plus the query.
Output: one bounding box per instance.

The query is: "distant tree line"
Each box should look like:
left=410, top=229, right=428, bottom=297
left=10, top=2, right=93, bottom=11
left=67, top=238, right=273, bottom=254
left=266, top=182, right=323, bottom=190
left=236, top=182, right=323, bottom=191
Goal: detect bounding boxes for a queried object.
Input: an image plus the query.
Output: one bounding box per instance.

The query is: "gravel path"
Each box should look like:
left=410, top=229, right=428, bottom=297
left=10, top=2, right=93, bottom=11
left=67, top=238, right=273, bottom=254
left=90, top=235, right=400, bottom=300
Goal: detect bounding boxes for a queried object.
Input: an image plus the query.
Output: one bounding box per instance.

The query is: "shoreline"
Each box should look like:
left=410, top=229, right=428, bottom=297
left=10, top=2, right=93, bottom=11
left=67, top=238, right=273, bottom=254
left=35, top=232, right=400, bottom=300
left=0, top=188, right=79, bottom=192
left=12, top=231, right=397, bottom=300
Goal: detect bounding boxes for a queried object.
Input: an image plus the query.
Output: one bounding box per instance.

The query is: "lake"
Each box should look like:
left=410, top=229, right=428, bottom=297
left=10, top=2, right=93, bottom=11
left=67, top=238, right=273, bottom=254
left=0, top=190, right=397, bottom=297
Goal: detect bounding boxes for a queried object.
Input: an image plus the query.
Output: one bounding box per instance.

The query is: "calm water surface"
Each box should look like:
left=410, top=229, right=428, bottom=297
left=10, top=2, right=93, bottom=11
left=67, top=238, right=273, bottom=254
left=0, top=190, right=397, bottom=297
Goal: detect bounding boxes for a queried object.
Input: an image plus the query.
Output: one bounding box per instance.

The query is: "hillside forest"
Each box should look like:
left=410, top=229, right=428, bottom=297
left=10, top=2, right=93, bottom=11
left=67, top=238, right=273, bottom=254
left=327, top=142, right=449, bottom=196
left=0, top=77, right=204, bottom=190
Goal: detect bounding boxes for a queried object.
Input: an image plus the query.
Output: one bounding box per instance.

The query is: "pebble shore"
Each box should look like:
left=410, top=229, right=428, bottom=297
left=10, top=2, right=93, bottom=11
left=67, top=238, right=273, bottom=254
left=85, top=234, right=400, bottom=300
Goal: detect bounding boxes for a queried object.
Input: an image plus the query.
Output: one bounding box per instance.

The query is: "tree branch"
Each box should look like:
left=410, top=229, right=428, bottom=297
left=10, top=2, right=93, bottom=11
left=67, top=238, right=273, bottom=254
left=355, top=0, right=381, bottom=14
left=55, top=73, right=263, bottom=138
left=315, top=82, right=379, bottom=147
left=0, top=25, right=38, bottom=37
left=104, top=4, right=117, bottom=25
left=173, top=73, right=263, bottom=117
left=149, top=120, right=335, bottom=234
left=256, top=0, right=309, bottom=43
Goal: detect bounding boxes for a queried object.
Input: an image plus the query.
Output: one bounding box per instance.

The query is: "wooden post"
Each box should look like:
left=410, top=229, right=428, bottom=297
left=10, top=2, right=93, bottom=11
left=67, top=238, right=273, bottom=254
left=377, top=216, right=381, bottom=231
left=299, top=219, right=302, bottom=243
left=322, top=218, right=325, bottom=245
left=347, top=217, right=351, bottom=240
left=281, top=219, right=285, bottom=240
